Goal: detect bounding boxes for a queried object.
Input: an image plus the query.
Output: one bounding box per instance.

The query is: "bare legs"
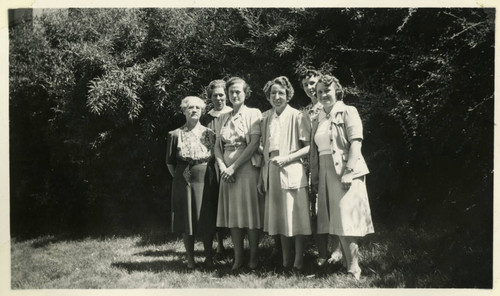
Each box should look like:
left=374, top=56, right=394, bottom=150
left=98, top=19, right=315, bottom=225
left=182, top=234, right=196, bottom=269
left=280, top=235, right=306, bottom=270
left=203, top=234, right=214, bottom=267
left=316, top=233, right=329, bottom=266
left=280, top=235, right=293, bottom=268
left=230, top=227, right=261, bottom=271
left=316, top=233, right=343, bottom=265
left=294, top=235, right=306, bottom=269
left=329, top=235, right=343, bottom=263
left=182, top=233, right=215, bottom=269
left=230, top=228, right=244, bottom=270
left=248, top=229, right=261, bottom=269
left=317, top=234, right=362, bottom=279
left=270, top=235, right=282, bottom=258
left=215, top=230, right=225, bottom=254
left=339, top=236, right=361, bottom=279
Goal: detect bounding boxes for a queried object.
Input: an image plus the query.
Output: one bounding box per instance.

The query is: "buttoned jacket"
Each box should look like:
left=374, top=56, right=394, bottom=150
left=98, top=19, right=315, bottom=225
left=310, top=101, right=369, bottom=187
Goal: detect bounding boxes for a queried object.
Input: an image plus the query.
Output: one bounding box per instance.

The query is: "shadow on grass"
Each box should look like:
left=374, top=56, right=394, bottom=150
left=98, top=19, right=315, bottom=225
left=360, top=227, right=492, bottom=288
left=135, top=231, right=185, bottom=247
left=134, top=249, right=207, bottom=257
left=112, top=259, right=192, bottom=273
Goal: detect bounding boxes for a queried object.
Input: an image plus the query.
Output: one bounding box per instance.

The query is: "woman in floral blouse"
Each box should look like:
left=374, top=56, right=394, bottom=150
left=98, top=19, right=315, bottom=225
left=215, top=77, right=263, bottom=271
left=166, top=96, right=218, bottom=269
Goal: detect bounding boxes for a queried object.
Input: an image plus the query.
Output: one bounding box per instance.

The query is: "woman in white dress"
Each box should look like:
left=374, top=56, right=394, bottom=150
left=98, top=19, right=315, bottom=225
left=259, top=76, right=312, bottom=271
left=310, top=74, right=374, bottom=280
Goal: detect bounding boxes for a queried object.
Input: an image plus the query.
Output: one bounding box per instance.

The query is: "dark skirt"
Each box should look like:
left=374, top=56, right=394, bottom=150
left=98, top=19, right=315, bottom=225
left=171, top=159, right=218, bottom=236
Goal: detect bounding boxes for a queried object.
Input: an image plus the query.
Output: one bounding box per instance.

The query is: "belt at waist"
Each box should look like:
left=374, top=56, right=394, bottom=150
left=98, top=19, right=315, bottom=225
left=224, top=144, right=247, bottom=151
left=177, top=159, right=209, bottom=166
left=319, top=149, right=344, bottom=157
left=319, top=150, right=331, bottom=156
left=269, top=150, right=279, bottom=157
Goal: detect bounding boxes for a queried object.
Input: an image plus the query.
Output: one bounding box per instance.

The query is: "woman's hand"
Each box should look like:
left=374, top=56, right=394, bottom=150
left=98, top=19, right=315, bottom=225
left=341, top=170, right=354, bottom=190
left=221, top=165, right=236, bottom=183
left=271, top=155, right=290, bottom=168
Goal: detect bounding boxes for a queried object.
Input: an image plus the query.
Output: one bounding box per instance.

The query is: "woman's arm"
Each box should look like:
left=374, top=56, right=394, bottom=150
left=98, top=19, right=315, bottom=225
left=214, top=136, right=227, bottom=171
left=167, top=165, right=175, bottom=177
left=346, top=139, right=362, bottom=170
left=257, top=165, right=265, bottom=195
left=220, top=134, right=260, bottom=180
left=165, top=131, right=177, bottom=177
left=341, top=138, right=362, bottom=190
left=271, top=141, right=310, bottom=167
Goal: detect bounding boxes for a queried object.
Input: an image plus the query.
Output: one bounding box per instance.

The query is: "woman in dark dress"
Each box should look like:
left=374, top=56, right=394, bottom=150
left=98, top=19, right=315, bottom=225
left=200, top=79, right=233, bottom=132
left=166, top=96, right=218, bottom=269
left=200, top=79, right=232, bottom=256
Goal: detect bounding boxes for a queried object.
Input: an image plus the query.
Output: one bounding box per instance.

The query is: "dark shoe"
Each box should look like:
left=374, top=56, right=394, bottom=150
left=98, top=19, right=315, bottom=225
left=216, top=245, right=225, bottom=254
left=280, top=265, right=293, bottom=276
left=248, top=262, right=259, bottom=271
left=204, top=257, right=214, bottom=268
left=316, top=258, right=328, bottom=267
left=293, top=266, right=305, bottom=275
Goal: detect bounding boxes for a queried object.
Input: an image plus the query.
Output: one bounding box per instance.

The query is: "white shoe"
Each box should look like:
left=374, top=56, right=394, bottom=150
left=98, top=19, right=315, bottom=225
left=348, top=267, right=361, bottom=281
left=327, top=251, right=343, bottom=264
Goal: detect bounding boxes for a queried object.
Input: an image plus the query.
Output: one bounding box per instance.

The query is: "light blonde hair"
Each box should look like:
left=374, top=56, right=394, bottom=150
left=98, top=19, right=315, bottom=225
left=180, top=96, right=206, bottom=112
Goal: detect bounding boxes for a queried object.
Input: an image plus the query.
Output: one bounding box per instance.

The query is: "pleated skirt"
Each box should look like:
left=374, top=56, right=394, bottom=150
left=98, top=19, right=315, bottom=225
left=216, top=148, right=264, bottom=229
left=317, top=155, right=374, bottom=236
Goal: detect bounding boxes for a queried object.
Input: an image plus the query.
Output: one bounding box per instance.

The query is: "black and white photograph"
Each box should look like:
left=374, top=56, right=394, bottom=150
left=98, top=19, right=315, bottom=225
left=2, top=0, right=497, bottom=293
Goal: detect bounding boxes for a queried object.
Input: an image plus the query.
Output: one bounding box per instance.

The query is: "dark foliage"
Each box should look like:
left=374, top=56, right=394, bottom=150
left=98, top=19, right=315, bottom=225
left=10, top=9, right=493, bottom=284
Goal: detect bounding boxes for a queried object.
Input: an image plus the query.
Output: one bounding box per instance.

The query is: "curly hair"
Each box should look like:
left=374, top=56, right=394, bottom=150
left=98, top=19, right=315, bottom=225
left=298, top=69, right=322, bottom=89
left=206, top=79, right=227, bottom=99
left=263, top=76, right=295, bottom=101
left=180, top=96, right=206, bottom=112
left=316, top=74, right=344, bottom=101
left=226, top=77, right=252, bottom=99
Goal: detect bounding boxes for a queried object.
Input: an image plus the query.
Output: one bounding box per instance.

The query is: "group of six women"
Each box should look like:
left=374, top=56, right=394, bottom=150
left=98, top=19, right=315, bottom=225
left=165, top=71, right=374, bottom=280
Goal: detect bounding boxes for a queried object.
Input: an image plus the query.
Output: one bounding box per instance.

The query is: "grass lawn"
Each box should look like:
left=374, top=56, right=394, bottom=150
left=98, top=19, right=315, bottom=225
left=10, top=227, right=491, bottom=289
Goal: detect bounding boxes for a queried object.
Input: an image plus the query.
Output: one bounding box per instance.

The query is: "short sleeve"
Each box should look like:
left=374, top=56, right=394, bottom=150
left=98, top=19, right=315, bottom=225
left=297, top=111, right=311, bottom=142
left=166, top=130, right=178, bottom=166
left=344, top=106, right=363, bottom=141
left=204, top=128, right=216, bottom=150
left=301, top=109, right=313, bottom=127
left=248, top=108, right=262, bottom=136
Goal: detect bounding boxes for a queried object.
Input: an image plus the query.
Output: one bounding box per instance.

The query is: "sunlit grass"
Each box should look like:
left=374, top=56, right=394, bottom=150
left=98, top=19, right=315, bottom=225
left=11, top=227, right=490, bottom=288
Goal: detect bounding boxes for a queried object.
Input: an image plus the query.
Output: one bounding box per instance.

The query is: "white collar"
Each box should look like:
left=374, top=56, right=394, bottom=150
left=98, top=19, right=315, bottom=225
left=231, top=104, right=248, bottom=117
left=318, top=101, right=346, bottom=121
left=208, top=105, right=232, bottom=117
left=273, top=104, right=291, bottom=118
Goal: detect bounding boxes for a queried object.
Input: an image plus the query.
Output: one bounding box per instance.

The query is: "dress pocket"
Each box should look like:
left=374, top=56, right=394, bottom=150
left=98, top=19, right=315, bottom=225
left=281, top=161, right=307, bottom=189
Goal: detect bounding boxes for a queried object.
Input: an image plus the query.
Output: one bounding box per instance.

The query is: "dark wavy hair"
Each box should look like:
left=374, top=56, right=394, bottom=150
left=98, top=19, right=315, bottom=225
left=316, top=74, right=344, bottom=101
left=226, top=77, right=251, bottom=99
left=206, top=79, right=227, bottom=99
left=263, top=76, right=295, bottom=101
left=298, top=69, right=322, bottom=89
